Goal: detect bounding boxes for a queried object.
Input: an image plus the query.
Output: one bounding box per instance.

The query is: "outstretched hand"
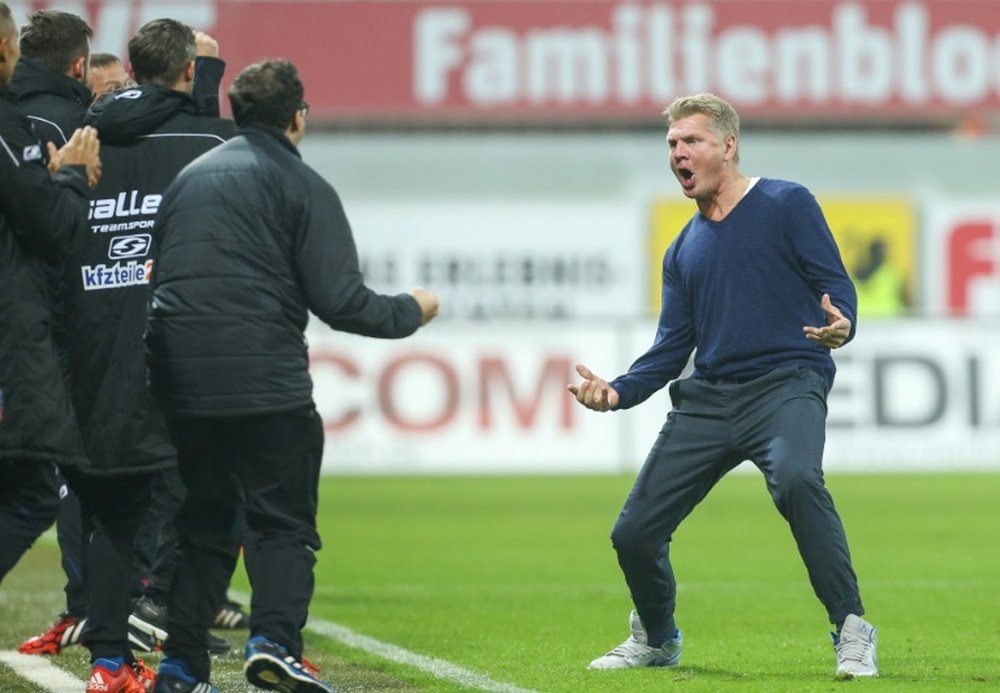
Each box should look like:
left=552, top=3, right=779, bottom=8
left=567, top=363, right=619, bottom=412
left=410, top=287, right=439, bottom=326
left=803, top=293, right=851, bottom=349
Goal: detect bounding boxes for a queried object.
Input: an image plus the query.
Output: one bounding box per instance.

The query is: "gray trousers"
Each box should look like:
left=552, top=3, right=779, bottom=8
left=611, top=366, right=863, bottom=643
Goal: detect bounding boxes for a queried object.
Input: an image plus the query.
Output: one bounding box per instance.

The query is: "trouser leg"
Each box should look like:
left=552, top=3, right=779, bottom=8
left=63, top=469, right=153, bottom=660
left=163, top=417, right=241, bottom=682
left=237, top=407, right=324, bottom=658
left=0, top=461, right=59, bottom=584
left=141, top=466, right=187, bottom=602
left=610, top=380, right=742, bottom=646
left=739, top=368, right=863, bottom=625
left=55, top=481, right=89, bottom=616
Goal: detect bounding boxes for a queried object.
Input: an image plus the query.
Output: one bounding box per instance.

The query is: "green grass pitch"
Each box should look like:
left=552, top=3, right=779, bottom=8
left=2, top=473, right=998, bottom=691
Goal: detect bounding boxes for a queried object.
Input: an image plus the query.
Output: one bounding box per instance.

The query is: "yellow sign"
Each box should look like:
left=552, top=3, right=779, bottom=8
left=647, top=195, right=916, bottom=318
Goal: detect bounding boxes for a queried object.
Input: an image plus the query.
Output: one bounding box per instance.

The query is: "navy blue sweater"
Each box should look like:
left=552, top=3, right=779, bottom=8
left=611, top=178, right=857, bottom=409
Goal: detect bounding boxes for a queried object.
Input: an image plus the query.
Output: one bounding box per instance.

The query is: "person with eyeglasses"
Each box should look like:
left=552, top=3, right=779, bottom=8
left=145, top=58, right=439, bottom=693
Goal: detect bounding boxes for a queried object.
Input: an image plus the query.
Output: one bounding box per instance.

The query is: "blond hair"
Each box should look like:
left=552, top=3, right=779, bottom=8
left=663, top=93, right=741, bottom=164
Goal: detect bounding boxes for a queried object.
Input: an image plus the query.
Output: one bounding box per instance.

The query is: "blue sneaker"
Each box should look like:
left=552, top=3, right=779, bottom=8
left=152, top=657, right=219, bottom=693
left=243, top=636, right=336, bottom=692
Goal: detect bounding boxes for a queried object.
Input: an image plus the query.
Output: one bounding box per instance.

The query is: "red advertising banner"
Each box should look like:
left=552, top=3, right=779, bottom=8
left=16, top=1, right=1000, bottom=124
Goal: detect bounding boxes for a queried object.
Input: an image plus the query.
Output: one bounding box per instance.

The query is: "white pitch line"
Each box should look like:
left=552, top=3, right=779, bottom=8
left=0, top=606, right=535, bottom=693
left=0, top=651, right=83, bottom=692
left=306, top=617, right=538, bottom=693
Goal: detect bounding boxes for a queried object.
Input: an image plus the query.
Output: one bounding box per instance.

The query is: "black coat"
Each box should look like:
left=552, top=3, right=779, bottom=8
left=58, top=85, right=237, bottom=474
left=146, top=126, right=422, bottom=416
left=0, top=88, right=90, bottom=467
left=10, top=56, right=90, bottom=147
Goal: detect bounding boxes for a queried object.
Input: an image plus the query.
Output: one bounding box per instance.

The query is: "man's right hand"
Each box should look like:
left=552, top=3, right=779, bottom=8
left=49, top=126, right=101, bottom=188
left=410, top=287, right=439, bottom=326
left=568, top=363, right=620, bottom=412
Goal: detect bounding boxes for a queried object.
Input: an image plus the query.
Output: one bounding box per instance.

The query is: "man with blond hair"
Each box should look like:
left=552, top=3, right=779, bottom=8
left=570, top=92, right=877, bottom=679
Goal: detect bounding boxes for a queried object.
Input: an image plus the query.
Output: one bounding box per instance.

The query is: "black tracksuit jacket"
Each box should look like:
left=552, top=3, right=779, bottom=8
left=146, top=126, right=423, bottom=417
left=0, top=88, right=90, bottom=467
left=10, top=57, right=90, bottom=147
left=60, top=85, right=236, bottom=474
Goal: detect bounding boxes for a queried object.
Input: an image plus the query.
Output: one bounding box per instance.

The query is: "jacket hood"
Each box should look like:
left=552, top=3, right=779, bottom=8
left=10, top=56, right=92, bottom=106
left=84, top=84, right=198, bottom=142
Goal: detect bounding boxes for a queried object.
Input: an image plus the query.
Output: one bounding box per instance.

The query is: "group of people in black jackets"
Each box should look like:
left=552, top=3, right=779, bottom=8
left=0, top=5, right=438, bottom=692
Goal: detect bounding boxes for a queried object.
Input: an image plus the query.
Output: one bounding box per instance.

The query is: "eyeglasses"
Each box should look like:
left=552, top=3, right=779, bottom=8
left=299, top=100, right=310, bottom=116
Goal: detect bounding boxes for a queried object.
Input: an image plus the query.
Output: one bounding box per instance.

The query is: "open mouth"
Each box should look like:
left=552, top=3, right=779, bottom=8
left=677, top=167, right=695, bottom=189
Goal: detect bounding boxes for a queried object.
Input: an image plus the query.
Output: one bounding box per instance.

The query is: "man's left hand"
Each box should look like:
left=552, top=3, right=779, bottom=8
left=803, top=293, right=850, bottom=349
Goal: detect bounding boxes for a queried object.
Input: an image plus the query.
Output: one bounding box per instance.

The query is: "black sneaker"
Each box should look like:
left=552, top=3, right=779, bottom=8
left=129, top=596, right=231, bottom=655
left=213, top=600, right=249, bottom=629
left=207, top=633, right=231, bottom=655
left=133, top=595, right=168, bottom=629
left=243, top=636, right=336, bottom=692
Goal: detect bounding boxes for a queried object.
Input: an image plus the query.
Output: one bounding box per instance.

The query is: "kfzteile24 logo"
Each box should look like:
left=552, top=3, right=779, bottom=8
left=81, top=259, right=154, bottom=291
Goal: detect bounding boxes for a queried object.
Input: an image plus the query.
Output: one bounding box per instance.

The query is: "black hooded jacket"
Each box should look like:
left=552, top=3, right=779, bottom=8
left=10, top=56, right=91, bottom=146
left=0, top=88, right=90, bottom=467
left=147, top=126, right=422, bottom=416
left=58, top=85, right=236, bottom=474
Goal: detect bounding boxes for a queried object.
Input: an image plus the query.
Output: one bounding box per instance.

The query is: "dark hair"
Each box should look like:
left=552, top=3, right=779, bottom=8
left=128, top=18, right=194, bottom=87
left=19, top=10, right=92, bottom=75
left=0, top=3, right=11, bottom=27
left=89, top=52, right=120, bottom=70
left=228, top=59, right=304, bottom=130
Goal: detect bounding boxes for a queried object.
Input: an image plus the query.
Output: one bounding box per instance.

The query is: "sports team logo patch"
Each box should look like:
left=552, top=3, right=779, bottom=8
left=108, top=233, right=152, bottom=259
left=22, top=144, right=43, bottom=162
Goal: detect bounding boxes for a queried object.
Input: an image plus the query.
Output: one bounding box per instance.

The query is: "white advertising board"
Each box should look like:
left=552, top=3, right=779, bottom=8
left=309, top=324, right=621, bottom=473
left=922, top=197, right=1000, bottom=317
left=309, top=319, right=1000, bottom=474
left=346, top=200, right=642, bottom=320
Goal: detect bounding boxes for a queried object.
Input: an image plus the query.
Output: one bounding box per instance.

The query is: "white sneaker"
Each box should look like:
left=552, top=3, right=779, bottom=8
left=833, top=614, right=878, bottom=679
left=588, top=610, right=682, bottom=669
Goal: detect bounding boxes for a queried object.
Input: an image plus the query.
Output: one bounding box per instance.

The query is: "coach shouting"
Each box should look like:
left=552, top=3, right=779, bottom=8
left=571, top=93, right=877, bottom=679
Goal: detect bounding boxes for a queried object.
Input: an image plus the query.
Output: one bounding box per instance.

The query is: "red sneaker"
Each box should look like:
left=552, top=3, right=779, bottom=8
left=18, top=613, right=86, bottom=655
left=86, top=658, right=147, bottom=693
left=130, top=658, right=157, bottom=692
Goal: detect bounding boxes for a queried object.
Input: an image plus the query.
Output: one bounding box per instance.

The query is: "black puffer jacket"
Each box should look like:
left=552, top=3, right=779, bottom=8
left=0, top=88, right=90, bottom=467
left=59, top=86, right=236, bottom=474
left=146, top=126, right=422, bottom=416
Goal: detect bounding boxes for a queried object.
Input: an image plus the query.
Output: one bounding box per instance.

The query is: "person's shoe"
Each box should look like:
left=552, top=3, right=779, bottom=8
left=128, top=614, right=165, bottom=652
left=244, top=635, right=337, bottom=692
left=129, top=597, right=230, bottom=655
left=18, top=612, right=87, bottom=655
left=832, top=614, right=878, bottom=679
left=128, top=622, right=159, bottom=653
left=86, top=657, right=147, bottom=693
left=152, top=658, right=220, bottom=693
left=207, top=632, right=231, bottom=655
left=133, top=596, right=169, bottom=632
left=213, top=600, right=249, bottom=629
left=131, top=658, right=157, bottom=692
left=588, top=610, right=683, bottom=669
